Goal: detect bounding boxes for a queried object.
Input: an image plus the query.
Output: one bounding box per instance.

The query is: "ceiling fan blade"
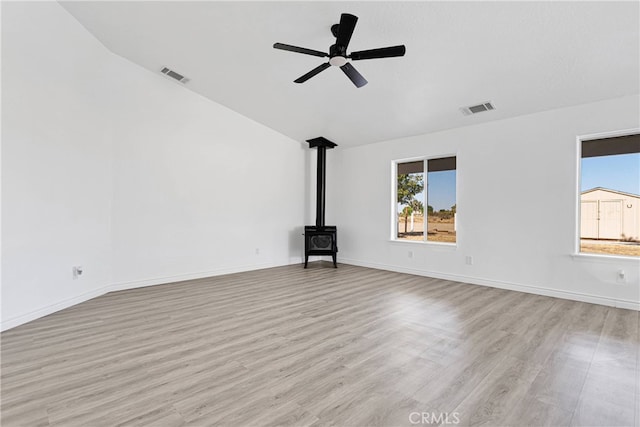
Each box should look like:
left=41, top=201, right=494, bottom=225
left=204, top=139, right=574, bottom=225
left=294, top=63, right=331, bottom=83
left=340, top=63, right=368, bottom=88
left=350, top=45, right=406, bottom=61
left=273, top=43, right=328, bottom=58
left=335, top=13, right=358, bottom=49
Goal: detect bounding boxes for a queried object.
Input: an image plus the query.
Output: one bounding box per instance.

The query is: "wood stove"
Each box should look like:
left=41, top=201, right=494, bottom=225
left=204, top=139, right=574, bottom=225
left=305, top=137, right=338, bottom=268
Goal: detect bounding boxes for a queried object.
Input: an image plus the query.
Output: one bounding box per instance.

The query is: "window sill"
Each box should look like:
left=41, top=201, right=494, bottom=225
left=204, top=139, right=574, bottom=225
left=571, top=253, right=639, bottom=264
left=389, top=239, right=457, bottom=250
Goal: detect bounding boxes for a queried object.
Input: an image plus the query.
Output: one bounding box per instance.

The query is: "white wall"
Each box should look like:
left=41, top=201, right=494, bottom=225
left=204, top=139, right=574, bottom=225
left=2, top=2, right=114, bottom=327
left=107, top=55, right=306, bottom=287
left=1, top=2, right=306, bottom=330
left=332, top=95, right=640, bottom=309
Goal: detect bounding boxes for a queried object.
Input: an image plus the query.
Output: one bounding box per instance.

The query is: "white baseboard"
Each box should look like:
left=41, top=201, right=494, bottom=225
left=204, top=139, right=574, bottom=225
left=109, top=259, right=302, bottom=292
left=0, top=286, right=111, bottom=332
left=340, top=257, right=640, bottom=311
left=1, top=258, right=304, bottom=332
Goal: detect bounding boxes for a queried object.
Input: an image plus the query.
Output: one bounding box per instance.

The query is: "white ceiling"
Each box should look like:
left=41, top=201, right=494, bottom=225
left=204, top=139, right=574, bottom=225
left=60, top=1, right=639, bottom=147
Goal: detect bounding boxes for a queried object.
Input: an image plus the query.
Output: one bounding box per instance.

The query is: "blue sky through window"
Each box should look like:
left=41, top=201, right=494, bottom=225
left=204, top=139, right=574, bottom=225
left=581, top=153, right=639, bottom=195
left=404, top=170, right=456, bottom=212
left=427, top=170, right=456, bottom=211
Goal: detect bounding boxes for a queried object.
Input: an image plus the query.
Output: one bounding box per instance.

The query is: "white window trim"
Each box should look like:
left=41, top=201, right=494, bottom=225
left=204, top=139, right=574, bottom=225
left=575, top=128, right=640, bottom=258
left=391, top=153, right=458, bottom=246
left=572, top=252, right=640, bottom=264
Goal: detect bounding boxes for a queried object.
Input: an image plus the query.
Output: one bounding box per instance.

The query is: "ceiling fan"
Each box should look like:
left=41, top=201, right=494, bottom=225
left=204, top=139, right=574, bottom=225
left=273, top=13, right=406, bottom=88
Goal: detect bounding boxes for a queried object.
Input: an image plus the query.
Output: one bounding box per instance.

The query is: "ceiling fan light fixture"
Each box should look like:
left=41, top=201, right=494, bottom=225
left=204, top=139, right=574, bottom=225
left=329, top=56, right=348, bottom=67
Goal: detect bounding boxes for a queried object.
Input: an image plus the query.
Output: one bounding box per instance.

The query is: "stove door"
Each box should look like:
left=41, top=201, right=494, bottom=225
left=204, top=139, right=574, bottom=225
left=309, top=234, right=333, bottom=250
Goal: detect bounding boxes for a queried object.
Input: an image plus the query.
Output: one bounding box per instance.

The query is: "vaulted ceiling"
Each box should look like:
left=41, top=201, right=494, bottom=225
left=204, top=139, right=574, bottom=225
left=60, top=1, right=639, bottom=147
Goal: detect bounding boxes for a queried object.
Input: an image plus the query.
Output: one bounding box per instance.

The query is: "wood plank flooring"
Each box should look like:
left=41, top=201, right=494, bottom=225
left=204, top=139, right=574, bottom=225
left=1, top=262, right=638, bottom=426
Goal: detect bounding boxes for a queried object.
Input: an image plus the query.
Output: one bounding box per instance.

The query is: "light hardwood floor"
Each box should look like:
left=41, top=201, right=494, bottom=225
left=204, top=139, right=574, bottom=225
left=1, top=262, right=638, bottom=426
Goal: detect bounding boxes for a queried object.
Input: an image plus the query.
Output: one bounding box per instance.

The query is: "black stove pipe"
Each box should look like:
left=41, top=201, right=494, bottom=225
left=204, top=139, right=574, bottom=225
left=306, top=137, right=338, bottom=229
left=316, top=146, right=326, bottom=227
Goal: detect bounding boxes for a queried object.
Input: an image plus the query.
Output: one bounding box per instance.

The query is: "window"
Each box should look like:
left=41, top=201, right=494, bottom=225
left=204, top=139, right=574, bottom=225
left=395, top=156, right=456, bottom=244
left=579, top=132, right=640, bottom=257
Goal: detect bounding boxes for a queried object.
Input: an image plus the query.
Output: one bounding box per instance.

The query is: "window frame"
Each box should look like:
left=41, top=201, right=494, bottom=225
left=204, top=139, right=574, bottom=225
left=391, top=153, right=458, bottom=246
left=575, top=128, right=640, bottom=260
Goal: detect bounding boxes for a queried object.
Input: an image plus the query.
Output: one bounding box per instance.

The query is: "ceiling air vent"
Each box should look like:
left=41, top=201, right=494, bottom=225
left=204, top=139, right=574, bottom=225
left=460, top=101, right=495, bottom=116
left=160, top=67, right=188, bottom=83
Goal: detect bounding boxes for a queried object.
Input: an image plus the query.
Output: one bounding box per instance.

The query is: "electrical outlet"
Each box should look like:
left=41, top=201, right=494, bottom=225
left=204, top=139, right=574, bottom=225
left=72, top=266, right=83, bottom=279
left=255, top=248, right=260, bottom=255
left=465, top=256, right=473, bottom=265
left=408, top=250, right=413, bottom=259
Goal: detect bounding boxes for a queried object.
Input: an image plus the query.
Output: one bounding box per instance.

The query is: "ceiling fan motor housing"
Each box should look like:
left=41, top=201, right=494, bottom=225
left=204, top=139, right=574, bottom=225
left=329, top=44, right=347, bottom=57
left=329, top=44, right=348, bottom=66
